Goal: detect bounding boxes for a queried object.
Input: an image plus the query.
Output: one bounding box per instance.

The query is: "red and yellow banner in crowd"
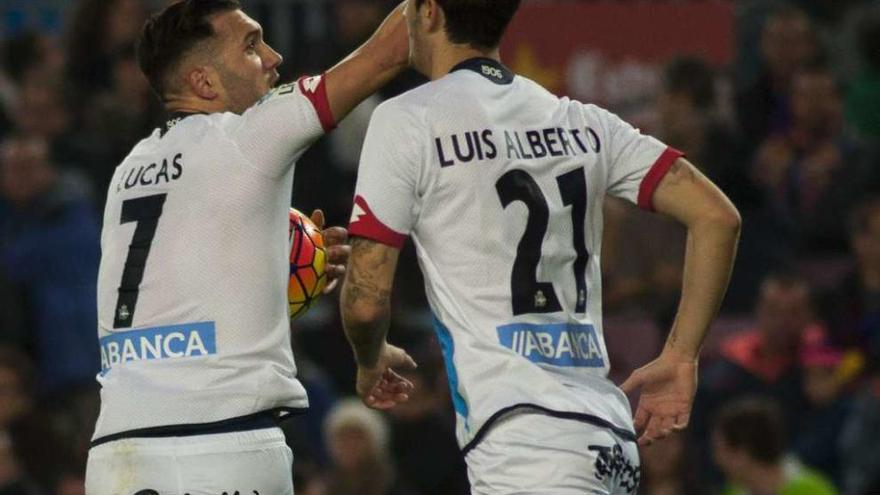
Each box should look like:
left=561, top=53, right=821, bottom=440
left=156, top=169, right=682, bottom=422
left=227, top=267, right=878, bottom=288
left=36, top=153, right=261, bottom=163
left=501, top=0, right=734, bottom=113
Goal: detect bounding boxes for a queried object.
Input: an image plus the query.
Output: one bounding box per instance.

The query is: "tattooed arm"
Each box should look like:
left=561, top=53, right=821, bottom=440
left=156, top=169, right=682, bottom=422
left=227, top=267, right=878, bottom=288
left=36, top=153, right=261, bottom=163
left=341, top=237, right=397, bottom=367
left=621, top=157, right=741, bottom=446
left=341, top=237, right=417, bottom=409
left=653, top=158, right=741, bottom=360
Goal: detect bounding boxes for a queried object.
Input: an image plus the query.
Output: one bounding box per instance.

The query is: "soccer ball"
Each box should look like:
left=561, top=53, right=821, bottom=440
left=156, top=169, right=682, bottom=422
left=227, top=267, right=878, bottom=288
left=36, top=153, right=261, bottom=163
left=288, top=208, right=328, bottom=319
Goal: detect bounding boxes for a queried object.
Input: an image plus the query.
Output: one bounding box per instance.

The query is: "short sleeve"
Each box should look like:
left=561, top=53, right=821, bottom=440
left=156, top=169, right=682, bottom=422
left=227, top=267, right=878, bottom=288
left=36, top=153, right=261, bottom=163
left=348, top=101, right=423, bottom=249
left=589, top=105, right=683, bottom=211
left=229, top=74, right=336, bottom=178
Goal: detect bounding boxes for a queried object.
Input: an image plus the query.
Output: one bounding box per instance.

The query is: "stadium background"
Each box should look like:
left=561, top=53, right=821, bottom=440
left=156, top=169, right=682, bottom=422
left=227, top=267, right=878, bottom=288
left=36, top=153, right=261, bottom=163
left=1, top=0, right=879, bottom=493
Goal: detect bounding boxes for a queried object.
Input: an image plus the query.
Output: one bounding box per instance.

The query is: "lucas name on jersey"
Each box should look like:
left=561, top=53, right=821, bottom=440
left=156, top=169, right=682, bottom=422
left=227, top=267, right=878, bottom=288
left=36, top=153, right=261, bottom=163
left=435, top=126, right=601, bottom=168
left=115, top=152, right=184, bottom=193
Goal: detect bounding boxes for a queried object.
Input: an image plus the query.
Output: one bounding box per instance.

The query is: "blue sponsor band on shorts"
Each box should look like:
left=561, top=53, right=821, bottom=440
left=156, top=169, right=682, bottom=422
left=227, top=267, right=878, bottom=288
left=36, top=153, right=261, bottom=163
left=99, top=321, right=217, bottom=373
left=496, top=323, right=605, bottom=367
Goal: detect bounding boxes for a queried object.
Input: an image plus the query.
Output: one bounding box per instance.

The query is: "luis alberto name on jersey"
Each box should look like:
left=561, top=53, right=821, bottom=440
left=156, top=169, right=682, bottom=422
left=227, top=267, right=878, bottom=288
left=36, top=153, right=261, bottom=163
left=349, top=57, right=682, bottom=453
left=435, top=124, right=601, bottom=167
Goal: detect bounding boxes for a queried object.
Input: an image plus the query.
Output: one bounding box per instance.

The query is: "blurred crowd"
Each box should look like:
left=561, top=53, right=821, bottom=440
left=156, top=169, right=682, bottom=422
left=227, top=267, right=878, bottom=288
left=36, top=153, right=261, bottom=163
left=0, top=0, right=879, bottom=494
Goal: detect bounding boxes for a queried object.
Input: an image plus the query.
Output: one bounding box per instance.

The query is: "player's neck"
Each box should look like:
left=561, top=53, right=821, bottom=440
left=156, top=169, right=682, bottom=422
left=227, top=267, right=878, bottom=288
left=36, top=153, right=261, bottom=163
left=428, top=44, right=501, bottom=81
left=163, top=94, right=230, bottom=116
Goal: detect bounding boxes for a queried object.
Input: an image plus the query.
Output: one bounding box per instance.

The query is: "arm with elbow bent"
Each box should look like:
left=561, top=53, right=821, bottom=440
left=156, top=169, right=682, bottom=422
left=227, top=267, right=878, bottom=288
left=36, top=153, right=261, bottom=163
left=323, top=3, right=409, bottom=122
left=340, top=237, right=417, bottom=410
left=620, top=157, right=741, bottom=446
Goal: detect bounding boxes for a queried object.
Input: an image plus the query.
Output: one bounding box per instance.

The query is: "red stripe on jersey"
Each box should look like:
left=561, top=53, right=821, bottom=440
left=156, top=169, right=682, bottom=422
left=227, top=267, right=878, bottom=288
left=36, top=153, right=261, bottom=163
left=297, top=74, right=336, bottom=132
left=637, top=147, right=685, bottom=212
left=349, top=195, right=407, bottom=249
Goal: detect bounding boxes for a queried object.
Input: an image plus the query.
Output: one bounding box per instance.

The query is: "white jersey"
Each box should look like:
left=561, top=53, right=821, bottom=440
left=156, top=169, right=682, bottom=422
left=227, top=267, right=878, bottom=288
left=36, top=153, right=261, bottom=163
left=93, top=75, right=335, bottom=442
left=349, top=58, right=682, bottom=452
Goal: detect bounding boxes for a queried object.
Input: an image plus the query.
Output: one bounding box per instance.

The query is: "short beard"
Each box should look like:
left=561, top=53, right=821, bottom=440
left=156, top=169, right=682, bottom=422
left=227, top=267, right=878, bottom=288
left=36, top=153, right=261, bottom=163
left=216, top=62, right=260, bottom=114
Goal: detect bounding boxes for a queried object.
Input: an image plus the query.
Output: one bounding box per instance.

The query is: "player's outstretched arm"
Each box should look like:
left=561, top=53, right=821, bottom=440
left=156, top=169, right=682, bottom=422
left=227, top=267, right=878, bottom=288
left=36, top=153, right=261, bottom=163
left=621, top=157, right=741, bottom=446
left=324, top=2, right=409, bottom=123
left=341, top=237, right=417, bottom=410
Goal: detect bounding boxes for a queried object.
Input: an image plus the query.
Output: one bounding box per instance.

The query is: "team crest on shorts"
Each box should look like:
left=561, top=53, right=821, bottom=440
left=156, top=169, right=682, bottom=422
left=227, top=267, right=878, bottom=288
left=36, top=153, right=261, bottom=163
left=589, top=443, right=640, bottom=493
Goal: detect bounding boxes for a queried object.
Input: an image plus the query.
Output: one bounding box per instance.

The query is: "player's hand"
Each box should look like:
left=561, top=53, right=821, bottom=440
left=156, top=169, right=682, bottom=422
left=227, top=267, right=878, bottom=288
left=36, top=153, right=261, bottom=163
left=620, top=350, right=698, bottom=447
left=310, top=209, right=350, bottom=294
left=357, top=343, right=418, bottom=410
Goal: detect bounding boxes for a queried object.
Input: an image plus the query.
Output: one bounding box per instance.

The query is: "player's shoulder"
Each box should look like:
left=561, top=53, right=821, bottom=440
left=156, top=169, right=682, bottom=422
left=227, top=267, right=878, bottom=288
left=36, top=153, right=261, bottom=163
left=513, top=73, right=562, bottom=100
left=122, top=113, right=234, bottom=163
left=369, top=85, right=436, bottom=128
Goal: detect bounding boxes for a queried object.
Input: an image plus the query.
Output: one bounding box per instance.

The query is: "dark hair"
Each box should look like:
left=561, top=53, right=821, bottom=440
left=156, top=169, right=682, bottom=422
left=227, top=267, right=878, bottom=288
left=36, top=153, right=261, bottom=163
left=417, top=0, right=521, bottom=49
left=1, top=31, right=48, bottom=85
left=137, top=0, right=242, bottom=98
left=663, top=56, right=716, bottom=110
left=713, top=397, right=785, bottom=464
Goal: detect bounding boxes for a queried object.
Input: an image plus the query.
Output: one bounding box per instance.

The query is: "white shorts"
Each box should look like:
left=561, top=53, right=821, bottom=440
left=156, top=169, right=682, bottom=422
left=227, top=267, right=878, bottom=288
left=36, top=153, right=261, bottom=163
left=465, top=410, right=640, bottom=495
left=85, top=427, right=293, bottom=495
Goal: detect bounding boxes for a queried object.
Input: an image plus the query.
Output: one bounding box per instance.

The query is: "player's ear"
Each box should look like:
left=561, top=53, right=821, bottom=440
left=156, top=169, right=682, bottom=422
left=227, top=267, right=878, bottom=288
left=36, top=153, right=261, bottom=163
left=422, top=0, right=443, bottom=35
left=186, top=66, right=221, bottom=101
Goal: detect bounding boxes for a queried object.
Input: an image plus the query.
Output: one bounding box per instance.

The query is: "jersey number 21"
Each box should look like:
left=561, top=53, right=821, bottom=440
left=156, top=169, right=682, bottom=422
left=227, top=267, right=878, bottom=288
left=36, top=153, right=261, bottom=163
left=497, top=168, right=589, bottom=316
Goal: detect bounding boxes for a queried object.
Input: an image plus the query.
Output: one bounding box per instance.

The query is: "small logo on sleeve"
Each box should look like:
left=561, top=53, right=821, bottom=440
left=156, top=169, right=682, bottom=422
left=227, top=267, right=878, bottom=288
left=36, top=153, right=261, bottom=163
left=496, top=323, right=605, bottom=367
left=301, top=75, right=322, bottom=94
left=349, top=202, right=367, bottom=225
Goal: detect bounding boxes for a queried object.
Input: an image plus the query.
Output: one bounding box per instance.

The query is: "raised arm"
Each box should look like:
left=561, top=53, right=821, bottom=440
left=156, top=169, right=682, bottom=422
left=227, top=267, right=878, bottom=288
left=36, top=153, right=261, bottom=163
left=341, top=237, right=416, bottom=410
left=324, top=2, right=409, bottom=122
left=621, top=157, right=741, bottom=446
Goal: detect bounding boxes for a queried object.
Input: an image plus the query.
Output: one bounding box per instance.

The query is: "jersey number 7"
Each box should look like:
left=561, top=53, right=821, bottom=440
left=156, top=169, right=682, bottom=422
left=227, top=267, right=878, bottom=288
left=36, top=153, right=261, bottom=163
left=113, top=194, right=167, bottom=328
left=496, top=168, right=589, bottom=316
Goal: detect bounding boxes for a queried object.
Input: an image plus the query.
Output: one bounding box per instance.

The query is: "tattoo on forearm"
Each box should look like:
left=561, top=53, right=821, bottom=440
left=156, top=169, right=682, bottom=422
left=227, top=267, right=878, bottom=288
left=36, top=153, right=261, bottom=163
left=343, top=238, right=393, bottom=305
left=341, top=238, right=397, bottom=367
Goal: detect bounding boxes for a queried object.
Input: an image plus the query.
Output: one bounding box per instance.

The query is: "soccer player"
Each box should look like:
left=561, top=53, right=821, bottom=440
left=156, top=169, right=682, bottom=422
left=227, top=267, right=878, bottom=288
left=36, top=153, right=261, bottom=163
left=340, top=0, right=741, bottom=493
left=86, top=1, right=414, bottom=493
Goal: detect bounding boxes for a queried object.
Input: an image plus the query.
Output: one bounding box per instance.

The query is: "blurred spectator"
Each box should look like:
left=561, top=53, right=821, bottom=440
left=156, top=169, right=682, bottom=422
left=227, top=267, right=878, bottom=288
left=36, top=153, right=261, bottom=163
left=638, top=433, right=701, bottom=495
left=657, top=56, right=781, bottom=311
left=0, top=31, right=64, bottom=139
left=845, top=12, right=880, bottom=140
left=712, top=397, right=838, bottom=495
left=0, top=347, right=38, bottom=495
left=386, top=341, right=469, bottom=495
left=13, top=79, right=93, bottom=183
left=0, top=134, right=100, bottom=395
left=794, top=343, right=860, bottom=485
left=736, top=5, right=819, bottom=151
left=692, top=272, right=823, bottom=486
left=81, top=42, right=164, bottom=205
left=658, top=57, right=748, bottom=195
left=602, top=199, right=684, bottom=327
left=819, top=196, right=880, bottom=348
left=839, top=373, right=880, bottom=495
left=282, top=339, right=340, bottom=468
left=700, top=272, right=822, bottom=416
left=751, top=64, right=869, bottom=255
left=324, top=0, right=389, bottom=219
left=322, top=398, right=410, bottom=495
left=64, top=0, right=148, bottom=106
